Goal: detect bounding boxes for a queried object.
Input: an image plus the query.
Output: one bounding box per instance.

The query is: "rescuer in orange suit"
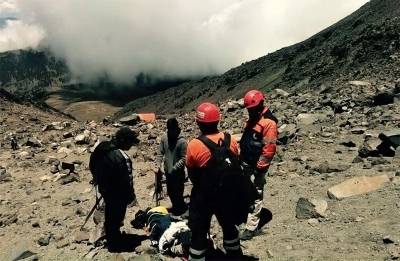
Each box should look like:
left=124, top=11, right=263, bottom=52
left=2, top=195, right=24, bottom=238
left=186, top=102, right=243, bottom=260
left=240, top=90, right=278, bottom=240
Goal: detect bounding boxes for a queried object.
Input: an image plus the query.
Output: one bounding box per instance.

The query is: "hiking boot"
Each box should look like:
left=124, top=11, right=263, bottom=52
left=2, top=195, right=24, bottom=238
left=240, top=229, right=261, bottom=241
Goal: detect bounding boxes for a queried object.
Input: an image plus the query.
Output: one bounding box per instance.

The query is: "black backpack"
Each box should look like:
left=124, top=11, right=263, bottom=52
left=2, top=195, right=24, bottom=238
left=197, top=133, right=258, bottom=224
left=89, top=141, right=116, bottom=188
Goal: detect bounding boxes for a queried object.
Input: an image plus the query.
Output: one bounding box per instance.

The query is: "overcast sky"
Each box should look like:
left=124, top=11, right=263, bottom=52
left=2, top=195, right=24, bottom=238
left=1, top=0, right=369, bottom=82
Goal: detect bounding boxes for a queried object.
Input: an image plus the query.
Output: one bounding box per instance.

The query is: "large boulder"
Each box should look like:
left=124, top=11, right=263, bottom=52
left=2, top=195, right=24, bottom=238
left=327, top=175, right=390, bottom=200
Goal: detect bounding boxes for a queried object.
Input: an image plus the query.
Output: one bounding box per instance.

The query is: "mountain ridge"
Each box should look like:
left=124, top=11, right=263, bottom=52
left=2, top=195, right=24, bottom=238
left=116, top=0, right=400, bottom=117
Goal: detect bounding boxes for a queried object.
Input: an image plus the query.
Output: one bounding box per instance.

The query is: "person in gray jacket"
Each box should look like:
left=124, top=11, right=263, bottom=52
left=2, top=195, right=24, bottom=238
left=157, top=118, right=188, bottom=216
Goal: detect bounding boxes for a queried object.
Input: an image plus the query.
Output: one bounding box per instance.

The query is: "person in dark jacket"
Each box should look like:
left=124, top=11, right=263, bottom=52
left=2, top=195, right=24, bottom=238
left=156, top=118, right=188, bottom=216
left=89, top=127, right=139, bottom=252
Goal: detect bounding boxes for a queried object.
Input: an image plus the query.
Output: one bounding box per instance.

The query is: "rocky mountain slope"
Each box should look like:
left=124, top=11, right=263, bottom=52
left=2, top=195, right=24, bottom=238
left=1, top=79, right=400, bottom=260
left=117, top=0, right=400, bottom=116
left=0, top=49, right=189, bottom=109
left=0, top=49, right=67, bottom=102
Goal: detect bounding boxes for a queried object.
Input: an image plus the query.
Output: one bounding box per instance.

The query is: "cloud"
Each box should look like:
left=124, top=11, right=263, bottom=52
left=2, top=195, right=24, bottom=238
left=0, top=0, right=17, bottom=17
left=0, top=19, right=44, bottom=52
left=12, top=0, right=368, bottom=83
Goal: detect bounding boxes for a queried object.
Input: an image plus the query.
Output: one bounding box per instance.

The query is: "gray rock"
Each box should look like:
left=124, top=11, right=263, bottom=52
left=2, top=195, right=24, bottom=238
left=42, top=124, right=55, bottom=132
left=50, top=165, right=58, bottom=174
left=119, top=114, right=140, bottom=126
left=368, top=157, right=390, bottom=166
left=339, top=139, right=357, bottom=148
left=58, top=173, right=80, bottom=185
left=296, top=114, right=318, bottom=126
left=11, top=249, right=37, bottom=261
left=350, top=127, right=367, bottom=134
left=19, top=151, right=33, bottom=160
left=57, top=147, right=73, bottom=155
left=45, top=157, right=60, bottom=166
left=60, top=169, right=70, bottom=175
left=393, top=147, right=400, bottom=165
left=379, top=130, right=400, bottom=148
left=296, top=198, right=328, bottom=219
left=358, top=136, right=382, bottom=158
left=75, top=207, right=87, bottom=217
left=349, top=81, right=371, bottom=87
left=327, top=175, right=390, bottom=200
left=61, top=162, right=75, bottom=173
left=278, top=124, right=297, bottom=144
left=226, top=101, right=241, bottom=112
left=352, top=156, right=364, bottom=164
left=63, top=132, right=73, bottom=139
left=312, top=161, right=350, bottom=174
left=383, top=235, right=397, bottom=244
left=75, top=134, right=89, bottom=145
left=0, top=167, right=11, bottom=183
left=373, top=91, right=395, bottom=106
left=21, top=137, right=42, bottom=148
left=272, top=88, right=290, bottom=98
left=37, top=235, right=51, bottom=246
left=296, top=112, right=332, bottom=127
left=0, top=212, right=18, bottom=227
left=60, top=141, right=73, bottom=148
left=73, top=230, right=90, bottom=243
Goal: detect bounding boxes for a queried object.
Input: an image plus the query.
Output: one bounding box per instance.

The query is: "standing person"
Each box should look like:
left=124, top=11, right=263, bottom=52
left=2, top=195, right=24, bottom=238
left=11, top=135, right=18, bottom=150
left=156, top=117, right=188, bottom=216
left=186, top=103, right=245, bottom=260
left=240, top=90, right=278, bottom=241
left=89, top=127, right=140, bottom=252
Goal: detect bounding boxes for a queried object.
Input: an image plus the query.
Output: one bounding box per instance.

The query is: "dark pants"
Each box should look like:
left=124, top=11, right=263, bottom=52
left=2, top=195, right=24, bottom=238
left=166, top=172, right=187, bottom=215
left=104, top=198, right=128, bottom=248
left=188, top=190, right=241, bottom=260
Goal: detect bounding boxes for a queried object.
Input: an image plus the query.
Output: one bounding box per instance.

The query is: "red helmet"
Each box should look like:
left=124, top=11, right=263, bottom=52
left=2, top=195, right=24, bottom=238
left=244, top=90, right=265, bottom=109
left=196, top=102, right=220, bottom=123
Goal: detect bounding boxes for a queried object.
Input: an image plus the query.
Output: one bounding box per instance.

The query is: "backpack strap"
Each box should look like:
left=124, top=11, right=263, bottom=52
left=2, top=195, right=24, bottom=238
left=197, top=133, right=231, bottom=152
left=223, top=133, right=231, bottom=149
left=263, top=109, right=279, bottom=123
left=197, top=135, right=220, bottom=152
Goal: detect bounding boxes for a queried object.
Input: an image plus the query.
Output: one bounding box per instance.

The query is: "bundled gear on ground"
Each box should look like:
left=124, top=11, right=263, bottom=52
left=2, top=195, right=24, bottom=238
left=131, top=206, right=191, bottom=256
